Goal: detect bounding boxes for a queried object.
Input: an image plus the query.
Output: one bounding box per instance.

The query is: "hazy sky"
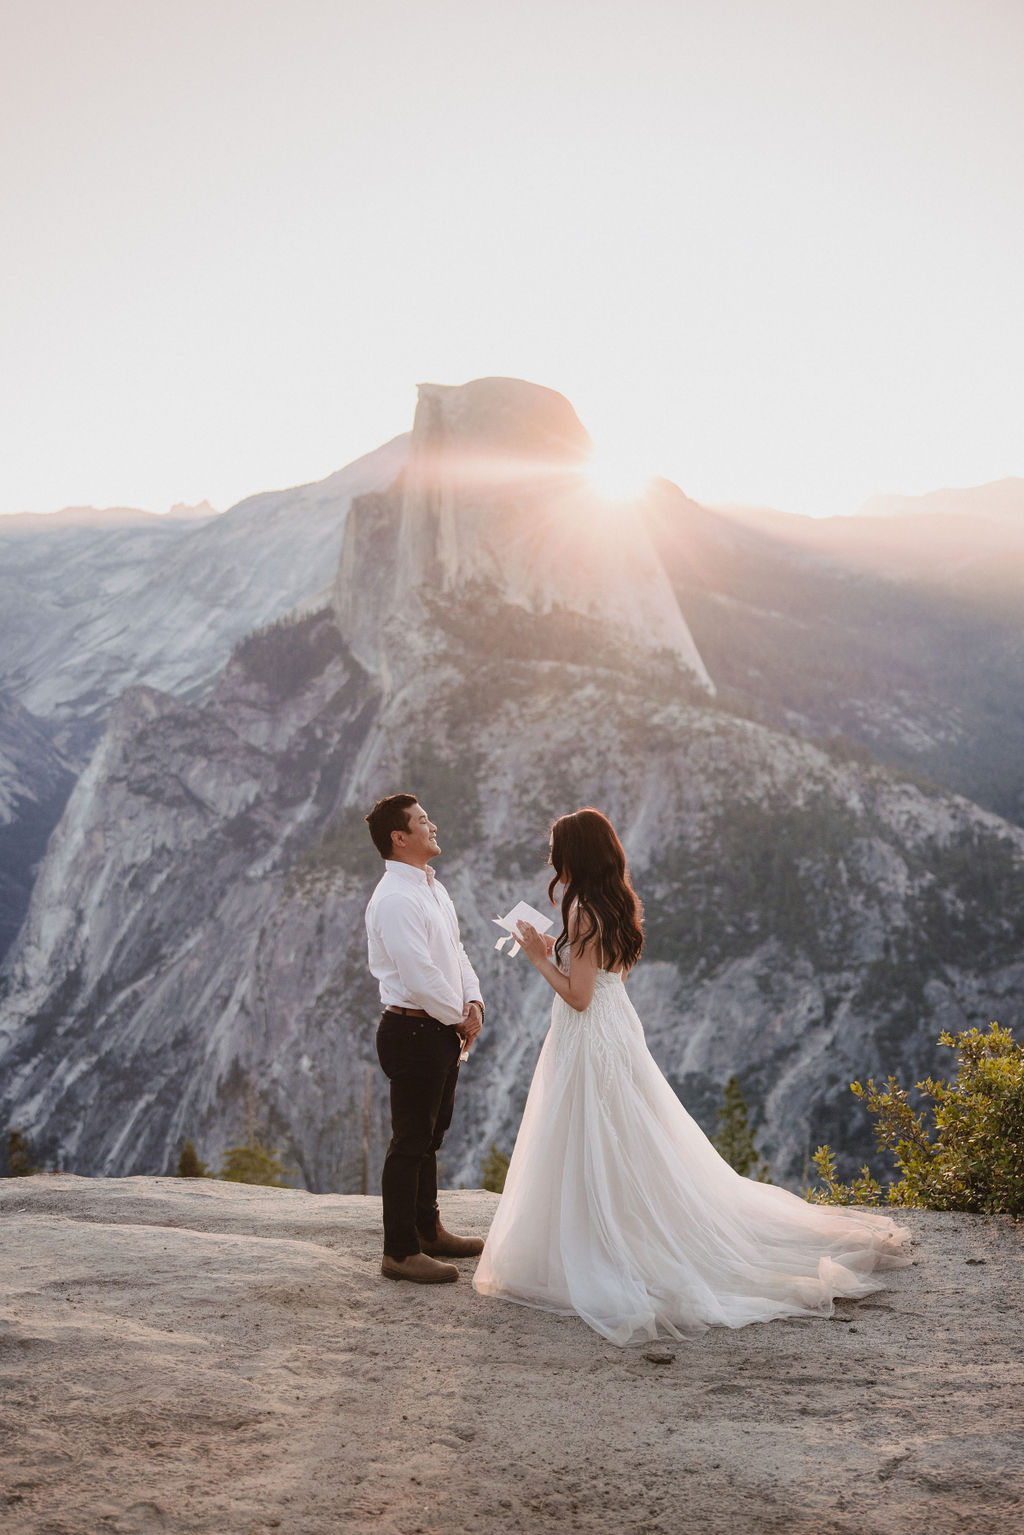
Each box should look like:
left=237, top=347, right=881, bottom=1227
left=2, top=0, right=1022, bottom=519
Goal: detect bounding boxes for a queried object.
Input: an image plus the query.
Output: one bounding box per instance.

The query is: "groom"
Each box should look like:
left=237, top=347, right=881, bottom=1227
left=364, top=793, right=485, bottom=1283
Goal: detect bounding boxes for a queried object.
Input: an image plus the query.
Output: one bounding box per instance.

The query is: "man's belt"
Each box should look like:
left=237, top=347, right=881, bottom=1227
left=387, top=1005, right=432, bottom=1017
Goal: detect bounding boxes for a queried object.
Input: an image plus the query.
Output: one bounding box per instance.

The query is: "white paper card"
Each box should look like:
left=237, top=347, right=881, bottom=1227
left=492, top=900, right=554, bottom=958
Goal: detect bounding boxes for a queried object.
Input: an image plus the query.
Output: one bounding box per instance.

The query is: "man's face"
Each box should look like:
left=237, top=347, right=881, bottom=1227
left=393, top=802, right=440, bottom=865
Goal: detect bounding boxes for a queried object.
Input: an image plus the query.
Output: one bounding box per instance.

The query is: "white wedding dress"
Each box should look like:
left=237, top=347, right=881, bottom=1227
left=473, top=964, right=911, bottom=1346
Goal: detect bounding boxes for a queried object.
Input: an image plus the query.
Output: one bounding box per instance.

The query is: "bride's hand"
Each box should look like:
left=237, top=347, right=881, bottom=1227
left=516, top=921, right=550, bottom=965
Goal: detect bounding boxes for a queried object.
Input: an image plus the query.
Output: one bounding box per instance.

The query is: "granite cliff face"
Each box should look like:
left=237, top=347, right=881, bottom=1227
left=0, top=434, right=409, bottom=741
left=0, top=435, right=408, bottom=958
left=0, top=692, right=75, bottom=961
left=2, top=379, right=1023, bottom=1194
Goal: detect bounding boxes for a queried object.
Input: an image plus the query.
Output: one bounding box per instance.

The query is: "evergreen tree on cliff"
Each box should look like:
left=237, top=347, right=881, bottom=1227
left=219, top=1141, right=289, bottom=1186
left=713, top=1078, right=771, bottom=1182
left=175, top=1139, right=211, bottom=1178
left=6, top=1128, right=37, bottom=1177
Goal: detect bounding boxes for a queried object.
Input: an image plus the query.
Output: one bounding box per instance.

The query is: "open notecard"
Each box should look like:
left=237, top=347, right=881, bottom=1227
left=493, top=900, right=554, bottom=958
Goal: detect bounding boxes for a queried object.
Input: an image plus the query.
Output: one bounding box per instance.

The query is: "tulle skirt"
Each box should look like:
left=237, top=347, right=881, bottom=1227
left=473, top=973, right=911, bottom=1346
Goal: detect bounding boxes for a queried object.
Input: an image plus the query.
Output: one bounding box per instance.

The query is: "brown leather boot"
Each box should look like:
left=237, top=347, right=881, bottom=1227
left=418, top=1220, right=484, bottom=1259
left=380, top=1252, right=458, bottom=1284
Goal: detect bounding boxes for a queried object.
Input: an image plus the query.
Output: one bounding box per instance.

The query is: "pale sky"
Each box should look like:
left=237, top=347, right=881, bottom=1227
left=2, top=0, right=1022, bottom=520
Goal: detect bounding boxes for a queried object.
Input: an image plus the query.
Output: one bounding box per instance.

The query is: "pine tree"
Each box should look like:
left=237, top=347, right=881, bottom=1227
left=219, top=1141, right=289, bottom=1186
left=6, top=1128, right=37, bottom=1177
left=480, top=1143, right=510, bottom=1194
left=176, top=1139, right=211, bottom=1178
left=712, top=1077, right=771, bottom=1182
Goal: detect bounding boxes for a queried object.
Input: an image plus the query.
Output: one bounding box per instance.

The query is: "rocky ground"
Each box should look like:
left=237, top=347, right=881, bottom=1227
left=0, top=1176, right=1021, bottom=1535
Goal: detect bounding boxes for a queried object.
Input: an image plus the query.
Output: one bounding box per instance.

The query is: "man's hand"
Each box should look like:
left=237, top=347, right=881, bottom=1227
left=459, top=1000, right=483, bottom=1050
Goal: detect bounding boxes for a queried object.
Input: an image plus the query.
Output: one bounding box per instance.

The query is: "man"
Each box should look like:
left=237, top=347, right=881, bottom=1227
left=364, top=793, right=485, bottom=1283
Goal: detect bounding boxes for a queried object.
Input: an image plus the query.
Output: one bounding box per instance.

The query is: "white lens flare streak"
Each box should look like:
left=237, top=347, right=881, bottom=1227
left=585, top=450, right=653, bottom=503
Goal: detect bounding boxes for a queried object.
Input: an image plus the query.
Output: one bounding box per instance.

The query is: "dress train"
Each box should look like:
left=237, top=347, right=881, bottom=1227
left=473, top=970, right=911, bottom=1346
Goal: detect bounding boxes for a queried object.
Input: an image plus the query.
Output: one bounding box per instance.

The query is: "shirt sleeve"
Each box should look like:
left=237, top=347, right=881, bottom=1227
left=457, top=939, right=483, bottom=1009
left=374, top=892, right=467, bottom=1028
left=436, top=882, right=483, bottom=1008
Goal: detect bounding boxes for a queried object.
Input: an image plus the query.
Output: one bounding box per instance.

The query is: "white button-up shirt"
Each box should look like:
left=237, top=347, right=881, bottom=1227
left=365, top=860, right=483, bottom=1029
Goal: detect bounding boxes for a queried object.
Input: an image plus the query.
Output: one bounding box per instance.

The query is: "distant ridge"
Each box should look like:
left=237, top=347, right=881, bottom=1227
left=1, top=500, right=219, bottom=531
left=857, top=477, right=1024, bottom=521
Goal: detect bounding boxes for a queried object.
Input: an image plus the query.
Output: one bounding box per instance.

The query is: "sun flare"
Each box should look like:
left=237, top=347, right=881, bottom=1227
left=585, top=449, right=654, bottom=503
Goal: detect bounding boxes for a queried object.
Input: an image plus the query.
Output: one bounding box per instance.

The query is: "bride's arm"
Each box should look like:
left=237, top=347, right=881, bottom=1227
left=516, top=911, right=599, bottom=1011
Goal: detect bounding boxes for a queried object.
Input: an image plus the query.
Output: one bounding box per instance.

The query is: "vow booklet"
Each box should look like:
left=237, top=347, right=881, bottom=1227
left=493, top=900, right=554, bottom=958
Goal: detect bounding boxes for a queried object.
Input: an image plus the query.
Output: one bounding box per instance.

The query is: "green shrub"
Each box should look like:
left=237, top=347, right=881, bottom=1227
left=807, top=1023, right=1024, bottom=1214
left=6, top=1128, right=37, bottom=1177
left=806, top=1147, right=884, bottom=1207
left=220, top=1141, right=290, bottom=1187
left=480, top=1143, right=510, bottom=1194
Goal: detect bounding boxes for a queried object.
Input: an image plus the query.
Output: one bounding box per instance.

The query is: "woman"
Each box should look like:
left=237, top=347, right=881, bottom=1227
left=473, top=808, right=910, bottom=1346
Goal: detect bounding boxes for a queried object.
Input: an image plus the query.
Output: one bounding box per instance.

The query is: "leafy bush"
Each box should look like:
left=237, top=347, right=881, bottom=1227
left=480, top=1143, right=510, bottom=1194
left=806, top=1148, right=884, bottom=1207
left=220, top=1140, right=290, bottom=1187
left=807, top=1023, right=1024, bottom=1215
left=6, top=1128, right=37, bottom=1177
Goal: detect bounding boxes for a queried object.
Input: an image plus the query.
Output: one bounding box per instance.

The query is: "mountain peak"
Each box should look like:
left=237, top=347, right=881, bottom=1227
left=411, top=377, right=592, bottom=467
left=334, top=377, right=712, bottom=693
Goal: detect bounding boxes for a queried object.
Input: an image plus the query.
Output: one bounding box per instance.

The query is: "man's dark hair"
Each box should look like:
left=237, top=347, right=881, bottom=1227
left=365, top=793, right=418, bottom=860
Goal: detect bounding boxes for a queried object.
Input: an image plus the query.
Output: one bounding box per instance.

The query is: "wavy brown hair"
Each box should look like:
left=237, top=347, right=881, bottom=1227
left=548, top=808, right=644, bottom=971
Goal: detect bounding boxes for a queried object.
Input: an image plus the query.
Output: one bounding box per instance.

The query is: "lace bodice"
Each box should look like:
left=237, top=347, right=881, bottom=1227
left=548, top=955, right=636, bottom=1094
left=553, top=936, right=623, bottom=984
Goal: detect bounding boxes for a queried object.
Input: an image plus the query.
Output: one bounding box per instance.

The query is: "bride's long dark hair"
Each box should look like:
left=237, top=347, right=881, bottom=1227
left=548, top=808, right=644, bottom=971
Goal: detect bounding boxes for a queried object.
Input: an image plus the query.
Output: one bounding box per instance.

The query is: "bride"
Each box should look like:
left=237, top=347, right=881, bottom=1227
left=473, top=808, right=911, bottom=1346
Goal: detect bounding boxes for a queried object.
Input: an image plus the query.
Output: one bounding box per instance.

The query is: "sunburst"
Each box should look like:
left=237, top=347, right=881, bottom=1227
left=585, top=449, right=654, bottom=503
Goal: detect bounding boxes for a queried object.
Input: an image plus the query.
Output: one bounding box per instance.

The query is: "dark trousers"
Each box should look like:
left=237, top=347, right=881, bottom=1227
left=375, top=1010, right=462, bottom=1260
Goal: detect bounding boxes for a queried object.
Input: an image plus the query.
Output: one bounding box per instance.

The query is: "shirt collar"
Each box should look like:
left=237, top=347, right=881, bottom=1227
left=384, top=859, right=436, bottom=887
